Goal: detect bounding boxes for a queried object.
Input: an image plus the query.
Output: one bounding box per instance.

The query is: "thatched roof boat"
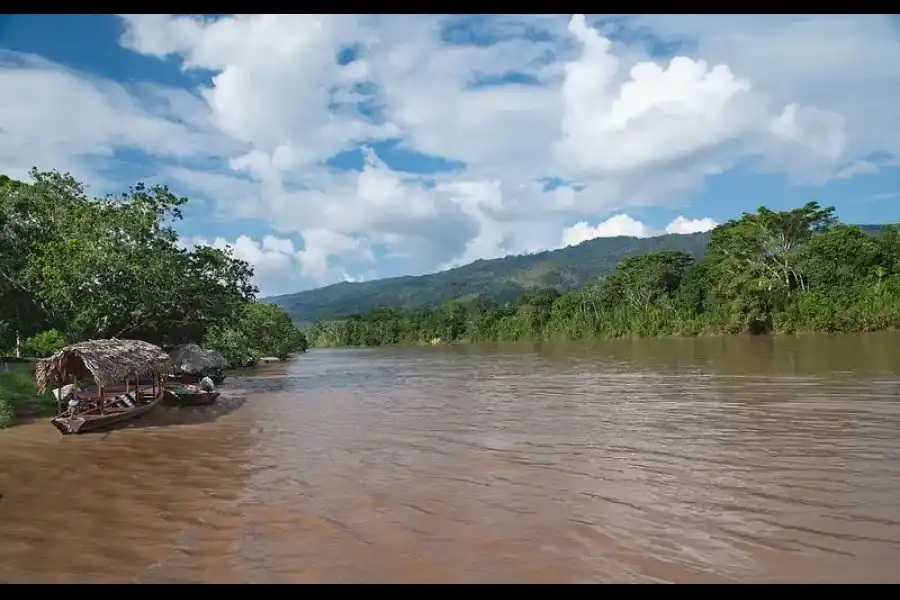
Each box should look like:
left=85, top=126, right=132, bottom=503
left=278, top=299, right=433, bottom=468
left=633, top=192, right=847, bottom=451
left=167, top=343, right=227, bottom=383
left=35, top=339, right=171, bottom=435
left=36, top=339, right=171, bottom=392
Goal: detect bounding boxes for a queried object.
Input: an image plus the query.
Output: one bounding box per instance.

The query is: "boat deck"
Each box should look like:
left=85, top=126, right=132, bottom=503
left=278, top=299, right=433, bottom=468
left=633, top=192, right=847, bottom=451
left=68, top=387, right=158, bottom=412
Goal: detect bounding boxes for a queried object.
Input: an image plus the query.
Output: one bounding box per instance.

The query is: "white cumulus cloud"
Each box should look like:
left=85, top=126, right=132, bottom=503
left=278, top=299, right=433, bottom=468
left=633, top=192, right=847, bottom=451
left=1, top=13, right=898, bottom=295
left=561, top=214, right=719, bottom=247
left=665, top=216, right=720, bottom=235
left=181, top=231, right=376, bottom=295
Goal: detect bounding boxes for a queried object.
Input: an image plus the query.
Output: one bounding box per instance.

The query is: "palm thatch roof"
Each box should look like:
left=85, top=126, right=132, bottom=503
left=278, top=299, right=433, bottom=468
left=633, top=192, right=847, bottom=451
left=35, top=339, right=171, bottom=393
left=168, top=343, right=227, bottom=376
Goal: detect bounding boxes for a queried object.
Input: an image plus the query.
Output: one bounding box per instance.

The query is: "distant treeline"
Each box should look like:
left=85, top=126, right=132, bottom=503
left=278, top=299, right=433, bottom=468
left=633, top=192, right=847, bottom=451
left=305, top=202, right=900, bottom=347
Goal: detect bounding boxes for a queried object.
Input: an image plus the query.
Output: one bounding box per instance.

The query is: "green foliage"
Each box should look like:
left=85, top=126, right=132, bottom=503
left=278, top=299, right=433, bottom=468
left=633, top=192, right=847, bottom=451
left=0, top=363, right=55, bottom=429
left=305, top=203, right=900, bottom=348
left=0, top=169, right=262, bottom=347
left=21, top=329, right=68, bottom=358
left=204, top=300, right=308, bottom=367
left=270, top=231, right=717, bottom=322
left=0, top=168, right=304, bottom=427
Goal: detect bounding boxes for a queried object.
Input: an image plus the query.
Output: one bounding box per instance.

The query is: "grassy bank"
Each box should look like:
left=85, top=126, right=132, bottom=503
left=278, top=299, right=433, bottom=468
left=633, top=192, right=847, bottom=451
left=0, top=363, right=55, bottom=428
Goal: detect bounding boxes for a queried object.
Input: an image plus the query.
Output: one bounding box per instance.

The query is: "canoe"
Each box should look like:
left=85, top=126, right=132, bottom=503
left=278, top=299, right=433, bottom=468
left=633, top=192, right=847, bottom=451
left=167, top=387, right=220, bottom=406
left=168, top=372, right=226, bottom=385
left=51, top=388, right=166, bottom=435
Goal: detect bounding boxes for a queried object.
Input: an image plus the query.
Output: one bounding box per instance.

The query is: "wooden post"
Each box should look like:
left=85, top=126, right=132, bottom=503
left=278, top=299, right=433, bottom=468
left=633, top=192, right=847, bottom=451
left=98, top=382, right=105, bottom=414
left=72, top=376, right=79, bottom=416
left=56, top=376, right=64, bottom=417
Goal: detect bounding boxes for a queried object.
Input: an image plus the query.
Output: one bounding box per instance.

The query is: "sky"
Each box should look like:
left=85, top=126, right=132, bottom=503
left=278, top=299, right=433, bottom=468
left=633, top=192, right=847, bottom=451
left=1, top=14, right=899, bottom=297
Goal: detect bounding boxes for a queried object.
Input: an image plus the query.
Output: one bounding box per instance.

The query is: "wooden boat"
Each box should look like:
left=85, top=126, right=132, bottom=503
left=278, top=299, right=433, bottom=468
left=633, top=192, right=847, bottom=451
left=165, top=383, right=220, bottom=406
left=51, top=387, right=166, bottom=435
left=168, top=372, right=226, bottom=385
left=104, top=379, right=219, bottom=406
left=35, top=339, right=172, bottom=436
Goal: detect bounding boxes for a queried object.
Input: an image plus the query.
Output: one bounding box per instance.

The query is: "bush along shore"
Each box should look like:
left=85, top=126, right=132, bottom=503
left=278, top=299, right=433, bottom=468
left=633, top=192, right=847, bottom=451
left=0, top=362, right=54, bottom=427
left=0, top=169, right=307, bottom=428
left=306, top=202, right=900, bottom=348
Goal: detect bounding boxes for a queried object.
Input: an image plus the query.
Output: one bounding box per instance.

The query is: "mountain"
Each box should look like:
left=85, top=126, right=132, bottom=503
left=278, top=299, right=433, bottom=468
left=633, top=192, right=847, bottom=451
left=267, top=225, right=888, bottom=323
left=269, top=231, right=714, bottom=322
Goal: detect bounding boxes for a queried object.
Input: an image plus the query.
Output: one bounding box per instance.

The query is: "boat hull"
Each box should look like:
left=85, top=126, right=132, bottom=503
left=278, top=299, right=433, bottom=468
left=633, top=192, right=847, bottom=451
left=169, top=373, right=226, bottom=385
left=170, top=391, right=220, bottom=406
left=50, top=390, right=165, bottom=435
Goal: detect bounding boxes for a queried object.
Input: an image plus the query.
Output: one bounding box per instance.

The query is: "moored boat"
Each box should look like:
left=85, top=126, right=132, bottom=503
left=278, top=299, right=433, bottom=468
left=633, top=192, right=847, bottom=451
left=102, top=378, right=221, bottom=406
left=50, top=388, right=166, bottom=434
left=165, top=383, right=220, bottom=406
left=35, top=339, right=171, bottom=435
left=168, top=372, right=226, bottom=385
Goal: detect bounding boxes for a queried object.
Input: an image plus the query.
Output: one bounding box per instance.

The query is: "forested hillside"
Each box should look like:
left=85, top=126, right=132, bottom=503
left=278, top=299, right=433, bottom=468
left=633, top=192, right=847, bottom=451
left=270, top=224, right=884, bottom=323
left=269, top=231, right=717, bottom=322
left=300, top=204, right=900, bottom=348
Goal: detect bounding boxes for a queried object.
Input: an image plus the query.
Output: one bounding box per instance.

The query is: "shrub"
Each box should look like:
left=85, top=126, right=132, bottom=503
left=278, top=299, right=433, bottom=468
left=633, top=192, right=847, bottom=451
left=21, top=329, right=68, bottom=358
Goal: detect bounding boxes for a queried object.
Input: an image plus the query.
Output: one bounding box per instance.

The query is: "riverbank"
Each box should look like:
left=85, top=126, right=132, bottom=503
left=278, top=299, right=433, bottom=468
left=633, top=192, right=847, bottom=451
left=0, top=355, right=295, bottom=429
left=0, top=363, right=54, bottom=428
left=305, top=309, right=900, bottom=350
left=309, top=330, right=900, bottom=350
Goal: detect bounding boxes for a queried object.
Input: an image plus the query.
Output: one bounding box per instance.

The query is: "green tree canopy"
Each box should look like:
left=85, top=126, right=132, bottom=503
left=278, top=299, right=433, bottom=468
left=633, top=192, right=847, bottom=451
left=303, top=202, right=900, bottom=346
left=0, top=168, right=305, bottom=364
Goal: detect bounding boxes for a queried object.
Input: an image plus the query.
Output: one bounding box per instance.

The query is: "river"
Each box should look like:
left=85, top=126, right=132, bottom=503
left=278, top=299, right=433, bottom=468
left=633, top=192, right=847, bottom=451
left=2, top=333, right=900, bottom=583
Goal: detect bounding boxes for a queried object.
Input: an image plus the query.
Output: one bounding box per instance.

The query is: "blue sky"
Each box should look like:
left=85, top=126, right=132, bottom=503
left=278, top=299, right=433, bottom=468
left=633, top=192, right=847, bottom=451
left=1, top=14, right=899, bottom=296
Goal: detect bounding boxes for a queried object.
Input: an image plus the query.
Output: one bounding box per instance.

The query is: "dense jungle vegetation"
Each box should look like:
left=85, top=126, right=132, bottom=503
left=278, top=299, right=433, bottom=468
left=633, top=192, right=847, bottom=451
left=268, top=229, right=716, bottom=322
left=0, top=169, right=307, bottom=427
left=305, top=202, right=900, bottom=348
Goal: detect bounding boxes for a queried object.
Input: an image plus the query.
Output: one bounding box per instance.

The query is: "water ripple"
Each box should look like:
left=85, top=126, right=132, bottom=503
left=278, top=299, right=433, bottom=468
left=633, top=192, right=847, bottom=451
left=2, top=336, right=900, bottom=582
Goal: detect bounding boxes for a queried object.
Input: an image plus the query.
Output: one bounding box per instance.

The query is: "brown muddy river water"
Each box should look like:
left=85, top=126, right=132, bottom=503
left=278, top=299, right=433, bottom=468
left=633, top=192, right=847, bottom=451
left=2, top=334, right=900, bottom=583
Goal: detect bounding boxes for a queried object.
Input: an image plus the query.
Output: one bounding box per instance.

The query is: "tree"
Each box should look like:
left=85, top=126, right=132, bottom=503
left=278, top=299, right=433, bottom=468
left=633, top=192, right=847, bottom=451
left=708, top=202, right=837, bottom=296
left=704, top=202, right=838, bottom=332
left=798, top=225, right=881, bottom=292
left=204, top=300, right=308, bottom=366
left=515, top=288, right=560, bottom=337
left=604, top=251, right=694, bottom=311
left=0, top=169, right=261, bottom=349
